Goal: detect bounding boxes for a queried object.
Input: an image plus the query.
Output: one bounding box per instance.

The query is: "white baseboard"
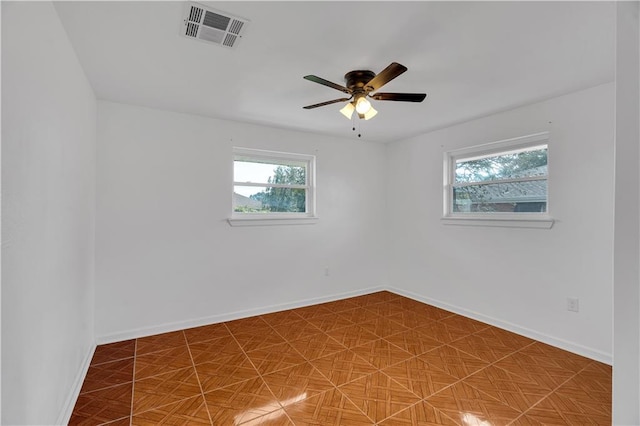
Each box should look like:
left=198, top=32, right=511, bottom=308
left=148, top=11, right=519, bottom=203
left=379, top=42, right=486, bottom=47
left=56, top=341, right=96, bottom=425
left=387, top=286, right=612, bottom=365
left=96, top=285, right=385, bottom=344
left=61, top=284, right=614, bottom=425
left=96, top=284, right=612, bottom=364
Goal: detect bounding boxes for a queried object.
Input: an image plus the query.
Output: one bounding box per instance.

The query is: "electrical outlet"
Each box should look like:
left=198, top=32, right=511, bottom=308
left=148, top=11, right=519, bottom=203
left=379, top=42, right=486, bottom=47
left=324, top=267, right=330, bottom=277
left=567, top=297, right=579, bottom=312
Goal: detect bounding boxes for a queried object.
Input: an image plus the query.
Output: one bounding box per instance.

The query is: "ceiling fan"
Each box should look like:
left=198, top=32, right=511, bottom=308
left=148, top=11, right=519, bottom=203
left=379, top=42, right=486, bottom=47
left=303, top=62, right=426, bottom=120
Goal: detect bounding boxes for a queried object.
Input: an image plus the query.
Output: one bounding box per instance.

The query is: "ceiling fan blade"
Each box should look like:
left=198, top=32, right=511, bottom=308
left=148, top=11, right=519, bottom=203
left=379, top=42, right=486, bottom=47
left=364, top=62, right=408, bottom=92
left=303, top=75, right=351, bottom=94
left=303, top=97, right=352, bottom=109
left=370, top=92, right=427, bottom=102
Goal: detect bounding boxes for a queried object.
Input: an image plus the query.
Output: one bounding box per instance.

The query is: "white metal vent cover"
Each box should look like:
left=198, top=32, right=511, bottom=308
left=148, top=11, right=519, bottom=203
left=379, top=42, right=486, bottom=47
left=181, top=3, right=249, bottom=49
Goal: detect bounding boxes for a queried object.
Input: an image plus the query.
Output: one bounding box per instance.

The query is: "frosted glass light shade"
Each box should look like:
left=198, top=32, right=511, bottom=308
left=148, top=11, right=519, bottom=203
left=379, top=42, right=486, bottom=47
left=363, top=106, right=378, bottom=120
left=340, top=102, right=355, bottom=119
left=355, top=97, right=372, bottom=114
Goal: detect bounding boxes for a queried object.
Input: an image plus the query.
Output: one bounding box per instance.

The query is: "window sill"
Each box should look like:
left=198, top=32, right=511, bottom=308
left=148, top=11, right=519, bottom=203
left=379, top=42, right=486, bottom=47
left=227, top=216, right=319, bottom=227
left=441, top=215, right=554, bottom=229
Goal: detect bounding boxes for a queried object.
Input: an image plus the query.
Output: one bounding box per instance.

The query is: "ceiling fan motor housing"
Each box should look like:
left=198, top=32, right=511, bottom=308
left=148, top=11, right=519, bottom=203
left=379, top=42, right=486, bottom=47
left=344, top=70, right=377, bottom=96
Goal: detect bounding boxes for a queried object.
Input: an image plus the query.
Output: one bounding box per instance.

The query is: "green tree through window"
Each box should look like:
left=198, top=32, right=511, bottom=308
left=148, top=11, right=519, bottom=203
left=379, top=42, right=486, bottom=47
left=455, top=148, right=548, bottom=183
left=446, top=138, right=549, bottom=214
left=232, top=148, right=315, bottom=218
left=249, top=165, right=306, bottom=212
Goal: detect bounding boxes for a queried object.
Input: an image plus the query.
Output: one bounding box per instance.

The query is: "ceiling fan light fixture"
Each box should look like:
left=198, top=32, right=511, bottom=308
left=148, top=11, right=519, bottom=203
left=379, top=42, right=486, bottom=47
left=363, top=106, right=378, bottom=120
left=355, top=96, right=372, bottom=114
left=339, top=102, right=355, bottom=119
left=303, top=62, right=426, bottom=125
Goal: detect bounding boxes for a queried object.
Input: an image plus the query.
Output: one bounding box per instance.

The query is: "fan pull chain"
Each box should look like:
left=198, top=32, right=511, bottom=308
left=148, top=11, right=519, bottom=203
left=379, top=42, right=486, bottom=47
left=351, top=114, right=362, bottom=138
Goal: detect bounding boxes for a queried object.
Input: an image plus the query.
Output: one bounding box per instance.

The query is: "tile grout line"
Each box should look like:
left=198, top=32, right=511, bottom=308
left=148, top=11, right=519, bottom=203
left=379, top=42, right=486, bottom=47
left=379, top=300, right=508, bottom=413
left=391, top=341, right=531, bottom=419
left=132, top=344, right=200, bottom=382
left=79, top=381, right=136, bottom=396
left=420, top=340, right=543, bottom=416
left=329, top=374, right=379, bottom=423
left=222, top=322, right=295, bottom=423
left=377, top=399, right=461, bottom=425
left=294, top=328, right=383, bottom=424
left=496, top=341, right=595, bottom=424
left=129, top=336, right=213, bottom=420
left=379, top=331, right=442, bottom=358
left=443, top=338, right=538, bottom=379
left=372, top=367, right=433, bottom=424
left=330, top=312, right=426, bottom=423
left=89, top=355, right=136, bottom=368
left=266, top=314, right=377, bottom=424
left=266, top=320, right=359, bottom=425
left=78, top=356, right=138, bottom=398
left=384, top=335, right=534, bottom=423
left=129, top=339, right=137, bottom=426
left=183, top=330, right=214, bottom=425
left=508, top=359, right=599, bottom=424
left=266, top=311, right=367, bottom=363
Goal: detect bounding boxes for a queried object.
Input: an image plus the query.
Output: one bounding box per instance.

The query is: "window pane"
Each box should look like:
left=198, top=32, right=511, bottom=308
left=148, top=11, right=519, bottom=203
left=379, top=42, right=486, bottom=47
left=453, top=179, right=547, bottom=213
left=234, top=160, right=306, bottom=185
left=234, top=186, right=306, bottom=213
left=455, top=146, right=547, bottom=183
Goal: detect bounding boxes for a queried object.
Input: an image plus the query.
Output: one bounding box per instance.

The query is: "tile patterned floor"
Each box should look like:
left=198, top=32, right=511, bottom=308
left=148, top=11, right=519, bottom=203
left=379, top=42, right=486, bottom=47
left=69, top=291, right=611, bottom=425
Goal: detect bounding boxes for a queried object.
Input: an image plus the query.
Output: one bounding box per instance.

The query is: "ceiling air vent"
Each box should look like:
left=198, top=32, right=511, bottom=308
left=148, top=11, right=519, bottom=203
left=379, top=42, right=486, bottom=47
left=181, top=3, right=249, bottom=49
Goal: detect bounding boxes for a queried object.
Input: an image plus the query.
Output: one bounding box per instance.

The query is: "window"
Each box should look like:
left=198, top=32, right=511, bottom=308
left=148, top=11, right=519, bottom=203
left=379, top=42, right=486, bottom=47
left=443, top=132, right=553, bottom=228
left=229, top=147, right=317, bottom=226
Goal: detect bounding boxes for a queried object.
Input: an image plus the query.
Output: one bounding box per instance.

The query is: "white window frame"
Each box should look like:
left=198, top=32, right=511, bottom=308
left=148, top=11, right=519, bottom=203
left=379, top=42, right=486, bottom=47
left=442, top=132, right=554, bottom=229
left=228, top=147, right=318, bottom=227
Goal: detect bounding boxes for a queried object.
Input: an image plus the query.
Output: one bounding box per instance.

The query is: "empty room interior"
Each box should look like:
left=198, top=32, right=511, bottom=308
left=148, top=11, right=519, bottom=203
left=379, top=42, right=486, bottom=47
left=2, top=1, right=640, bottom=425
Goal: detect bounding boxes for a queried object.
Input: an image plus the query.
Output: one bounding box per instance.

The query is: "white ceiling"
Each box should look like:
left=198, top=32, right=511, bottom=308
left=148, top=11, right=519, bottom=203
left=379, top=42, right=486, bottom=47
left=54, top=1, right=615, bottom=143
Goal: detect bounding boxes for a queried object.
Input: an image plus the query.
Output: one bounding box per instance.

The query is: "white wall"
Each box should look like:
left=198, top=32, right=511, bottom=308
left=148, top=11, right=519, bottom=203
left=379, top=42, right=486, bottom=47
left=1, top=2, right=97, bottom=425
left=613, top=1, right=640, bottom=424
left=0, top=2, right=625, bottom=422
left=386, top=83, right=615, bottom=362
left=95, top=101, right=388, bottom=340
